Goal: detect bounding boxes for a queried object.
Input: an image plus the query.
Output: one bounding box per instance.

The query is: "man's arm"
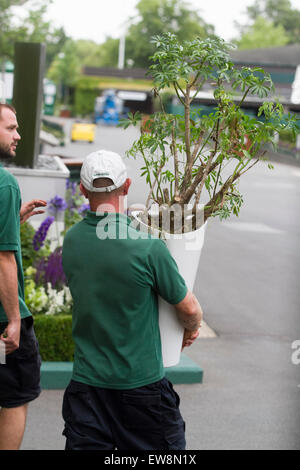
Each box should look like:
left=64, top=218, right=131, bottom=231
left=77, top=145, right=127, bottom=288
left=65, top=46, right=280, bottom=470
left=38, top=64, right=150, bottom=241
left=174, top=290, right=203, bottom=349
left=0, top=251, right=21, bottom=354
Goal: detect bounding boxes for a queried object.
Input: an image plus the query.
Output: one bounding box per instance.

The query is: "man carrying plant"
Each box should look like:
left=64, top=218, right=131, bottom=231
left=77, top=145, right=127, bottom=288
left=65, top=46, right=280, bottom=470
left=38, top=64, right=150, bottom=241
left=0, top=103, right=47, bottom=450
left=61, top=149, right=203, bottom=450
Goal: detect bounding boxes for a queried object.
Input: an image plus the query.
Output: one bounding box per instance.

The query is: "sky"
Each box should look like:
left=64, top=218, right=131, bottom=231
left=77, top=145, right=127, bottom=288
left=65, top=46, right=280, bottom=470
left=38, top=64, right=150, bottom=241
left=20, top=0, right=297, bottom=45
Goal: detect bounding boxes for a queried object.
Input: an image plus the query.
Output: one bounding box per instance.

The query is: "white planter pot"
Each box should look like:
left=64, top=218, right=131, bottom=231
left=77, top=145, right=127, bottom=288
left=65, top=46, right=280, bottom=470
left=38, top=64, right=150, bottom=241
left=132, top=211, right=207, bottom=367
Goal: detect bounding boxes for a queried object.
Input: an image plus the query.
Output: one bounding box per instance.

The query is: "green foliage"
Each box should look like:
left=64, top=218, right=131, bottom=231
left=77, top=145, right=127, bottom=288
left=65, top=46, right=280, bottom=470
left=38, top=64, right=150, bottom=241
left=74, top=75, right=104, bottom=116
left=24, top=267, right=49, bottom=314
left=95, top=37, right=119, bottom=68
left=68, top=0, right=214, bottom=71
left=240, top=0, right=300, bottom=45
left=149, top=34, right=235, bottom=90
left=236, top=17, right=289, bottom=50
left=20, top=221, right=51, bottom=271
left=47, top=39, right=81, bottom=89
left=122, top=0, right=215, bottom=68
left=279, top=128, right=297, bottom=146
left=33, top=314, right=74, bottom=361
left=63, top=182, right=87, bottom=233
left=120, top=33, right=300, bottom=226
left=0, top=0, right=68, bottom=66
left=74, top=39, right=103, bottom=67
left=71, top=38, right=119, bottom=68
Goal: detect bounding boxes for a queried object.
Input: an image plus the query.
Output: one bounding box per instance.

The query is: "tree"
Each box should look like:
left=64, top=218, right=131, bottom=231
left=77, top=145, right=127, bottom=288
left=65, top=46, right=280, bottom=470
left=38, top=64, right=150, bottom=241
left=96, top=37, right=120, bottom=68
left=0, top=0, right=27, bottom=58
left=74, top=40, right=102, bottom=68
left=75, top=38, right=119, bottom=68
left=236, top=16, right=289, bottom=50
left=70, top=0, right=215, bottom=70
left=45, top=26, right=68, bottom=69
left=0, top=0, right=68, bottom=67
left=47, top=39, right=81, bottom=106
left=239, top=0, right=300, bottom=45
left=122, top=0, right=215, bottom=68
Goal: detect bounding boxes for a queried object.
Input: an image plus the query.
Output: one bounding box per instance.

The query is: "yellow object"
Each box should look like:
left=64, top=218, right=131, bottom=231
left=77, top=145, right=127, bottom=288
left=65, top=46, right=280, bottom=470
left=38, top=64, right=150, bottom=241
left=71, top=123, right=96, bottom=143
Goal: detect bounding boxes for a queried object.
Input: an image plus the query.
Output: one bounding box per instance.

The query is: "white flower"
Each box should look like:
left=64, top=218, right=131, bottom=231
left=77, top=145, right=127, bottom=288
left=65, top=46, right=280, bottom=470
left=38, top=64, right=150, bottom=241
left=63, top=286, right=72, bottom=304
left=45, top=283, right=73, bottom=315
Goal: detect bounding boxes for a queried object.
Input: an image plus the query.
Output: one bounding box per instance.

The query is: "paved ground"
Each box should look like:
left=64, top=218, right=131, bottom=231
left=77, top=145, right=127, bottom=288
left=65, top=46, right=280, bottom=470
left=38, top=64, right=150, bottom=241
left=20, top=121, right=300, bottom=450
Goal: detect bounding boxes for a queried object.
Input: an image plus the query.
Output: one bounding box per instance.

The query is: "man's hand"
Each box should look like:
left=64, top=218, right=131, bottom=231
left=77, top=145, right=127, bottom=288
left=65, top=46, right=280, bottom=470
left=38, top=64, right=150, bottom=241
left=0, top=319, right=21, bottom=355
left=0, top=251, right=21, bottom=354
left=20, top=199, right=47, bottom=224
left=181, top=328, right=200, bottom=350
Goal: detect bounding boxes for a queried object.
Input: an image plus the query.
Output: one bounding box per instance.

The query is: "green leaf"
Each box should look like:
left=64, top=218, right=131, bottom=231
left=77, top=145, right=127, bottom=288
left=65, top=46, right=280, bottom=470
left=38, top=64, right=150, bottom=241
left=242, top=150, right=252, bottom=159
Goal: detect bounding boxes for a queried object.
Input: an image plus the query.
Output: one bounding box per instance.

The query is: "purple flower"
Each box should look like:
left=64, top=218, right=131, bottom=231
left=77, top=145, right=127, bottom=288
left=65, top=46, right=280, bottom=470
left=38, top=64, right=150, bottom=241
left=66, top=180, right=77, bottom=196
left=66, top=193, right=78, bottom=213
left=35, top=247, right=66, bottom=289
left=33, top=216, right=54, bottom=251
left=78, top=203, right=90, bottom=216
left=48, top=195, right=68, bottom=216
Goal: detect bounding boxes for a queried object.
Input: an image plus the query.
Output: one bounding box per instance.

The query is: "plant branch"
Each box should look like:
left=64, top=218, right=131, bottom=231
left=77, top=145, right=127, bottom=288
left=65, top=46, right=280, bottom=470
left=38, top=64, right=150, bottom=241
left=171, top=119, right=180, bottom=199
left=212, top=158, right=223, bottom=200
left=138, top=141, right=162, bottom=207
left=189, top=54, right=208, bottom=90
left=238, top=155, right=261, bottom=177
left=154, top=87, right=166, bottom=113
left=178, top=85, right=195, bottom=195
left=155, top=167, right=165, bottom=203
left=192, top=126, right=216, bottom=166
left=191, top=130, right=205, bottom=164
left=145, top=163, right=163, bottom=208
left=237, top=88, right=250, bottom=109
left=191, top=117, right=221, bottom=207
left=203, top=171, right=241, bottom=221
left=190, top=77, right=207, bottom=102
left=185, top=85, right=192, bottom=163
left=190, top=150, right=217, bottom=209
left=173, top=82, right=185, bottom=106
left=182, top=156, right=219, bottom=206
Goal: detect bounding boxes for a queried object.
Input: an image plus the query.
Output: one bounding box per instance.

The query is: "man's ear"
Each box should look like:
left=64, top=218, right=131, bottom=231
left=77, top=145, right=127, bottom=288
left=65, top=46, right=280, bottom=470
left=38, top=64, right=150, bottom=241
left=80, top=182, right=88, bottom=198
left=123, top=178, right=132, bottom=196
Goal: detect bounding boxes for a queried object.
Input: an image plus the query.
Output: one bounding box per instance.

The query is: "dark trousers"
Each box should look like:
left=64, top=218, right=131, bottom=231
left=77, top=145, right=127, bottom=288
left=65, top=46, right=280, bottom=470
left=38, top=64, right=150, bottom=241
left=62, top=377, right=186, bottom=450
left=0, top=316, right=41, bottom=408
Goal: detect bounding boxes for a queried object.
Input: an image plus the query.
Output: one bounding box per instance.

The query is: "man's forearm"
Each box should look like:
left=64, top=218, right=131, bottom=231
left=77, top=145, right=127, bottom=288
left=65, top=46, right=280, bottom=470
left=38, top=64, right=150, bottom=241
left=177, top=305, right=202, bottom=331
left=175, top=291, right=203, bottom=331
left=0, top=252, right=20, bottom=322
left=178, top=310, right=202, bottom=331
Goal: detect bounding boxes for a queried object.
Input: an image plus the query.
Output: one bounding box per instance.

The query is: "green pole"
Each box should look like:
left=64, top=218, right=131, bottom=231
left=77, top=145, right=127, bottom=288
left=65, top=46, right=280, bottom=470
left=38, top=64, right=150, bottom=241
left=12, top=42, right=46, bottom=168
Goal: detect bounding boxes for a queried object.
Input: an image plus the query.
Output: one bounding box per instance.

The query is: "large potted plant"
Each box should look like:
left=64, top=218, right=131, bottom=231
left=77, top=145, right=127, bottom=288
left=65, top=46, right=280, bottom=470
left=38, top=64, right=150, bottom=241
left=121, top=33, right=299, bottom=366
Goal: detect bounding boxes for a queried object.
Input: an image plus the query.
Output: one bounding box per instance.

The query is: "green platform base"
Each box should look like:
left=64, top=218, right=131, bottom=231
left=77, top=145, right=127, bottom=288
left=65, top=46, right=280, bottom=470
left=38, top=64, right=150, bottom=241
left=40, top=354, right=203, bottom=389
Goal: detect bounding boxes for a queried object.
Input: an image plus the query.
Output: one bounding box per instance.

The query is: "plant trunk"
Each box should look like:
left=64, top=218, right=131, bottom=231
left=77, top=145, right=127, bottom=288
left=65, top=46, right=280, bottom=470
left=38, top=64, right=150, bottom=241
left=179, top=87, right=194, bottom=194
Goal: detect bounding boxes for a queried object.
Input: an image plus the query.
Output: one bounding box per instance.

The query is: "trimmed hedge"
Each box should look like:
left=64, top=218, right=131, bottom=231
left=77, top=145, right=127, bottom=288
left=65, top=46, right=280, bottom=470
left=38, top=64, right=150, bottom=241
left=33, top=314, right=74, bottom=362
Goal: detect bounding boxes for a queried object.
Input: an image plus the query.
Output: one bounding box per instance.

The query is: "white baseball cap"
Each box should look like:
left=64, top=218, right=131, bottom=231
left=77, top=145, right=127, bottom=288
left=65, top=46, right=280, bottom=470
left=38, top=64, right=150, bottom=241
left=80, top=150, right=127, bottom=193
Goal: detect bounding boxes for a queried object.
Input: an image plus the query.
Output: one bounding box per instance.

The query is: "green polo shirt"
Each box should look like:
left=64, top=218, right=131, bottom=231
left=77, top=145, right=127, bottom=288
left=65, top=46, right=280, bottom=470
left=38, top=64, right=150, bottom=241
left=62, top=211, right=187, bottom=389
left=0, top=164, right=31, bottom=322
